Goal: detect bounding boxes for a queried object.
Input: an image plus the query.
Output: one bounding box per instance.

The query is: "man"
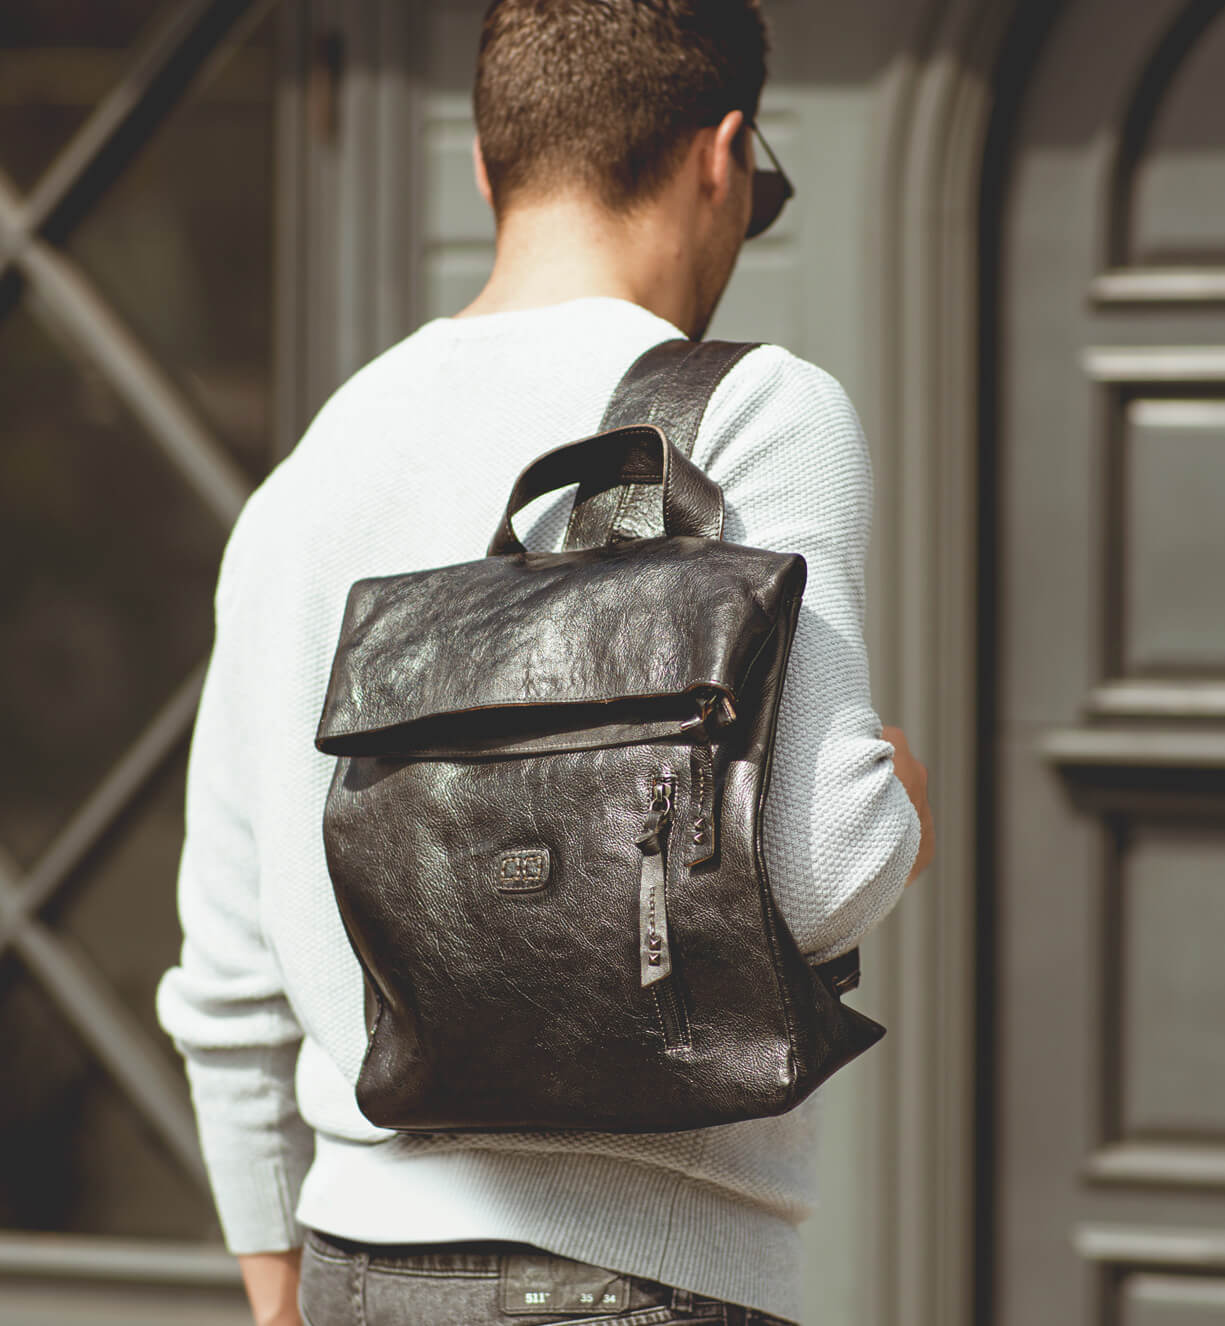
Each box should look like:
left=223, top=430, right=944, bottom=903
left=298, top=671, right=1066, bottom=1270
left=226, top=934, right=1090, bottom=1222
left=158, top=2, right=934, bottom=1323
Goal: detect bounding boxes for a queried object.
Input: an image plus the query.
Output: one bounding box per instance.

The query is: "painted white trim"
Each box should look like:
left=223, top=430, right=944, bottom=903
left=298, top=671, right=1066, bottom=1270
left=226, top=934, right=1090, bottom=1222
left=1091, top=267, right=1225, bottom=303
left=1039, top=726, right=1225, bottom=767
left=863, top=2, right=1026, bottom=1323
left=1129, top=398, right=1225, bottom=428
left=1083, top=345, right=1225, bottom=380
left=1087, top=677, right=1225, bottom=717
left=1074, top=1224, right=1225, bottom=1269
left=1087, top=1141, right=1225, bottom=1189
left=1127, top=1275, right=1225, bottom=1308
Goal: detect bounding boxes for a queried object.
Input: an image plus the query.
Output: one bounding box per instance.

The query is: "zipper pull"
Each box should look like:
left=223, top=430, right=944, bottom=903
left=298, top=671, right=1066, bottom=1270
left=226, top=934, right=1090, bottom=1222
left=680, top=689, right=737, bottom=735
left=637, top=778, right=673, bottom=986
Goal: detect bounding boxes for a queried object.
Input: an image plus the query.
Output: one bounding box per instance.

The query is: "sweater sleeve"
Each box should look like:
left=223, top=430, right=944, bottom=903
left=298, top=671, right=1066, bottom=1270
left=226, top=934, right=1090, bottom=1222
left=155, top=497, right=315, bottom=1252
left=693, top=346, right=921, bottom=961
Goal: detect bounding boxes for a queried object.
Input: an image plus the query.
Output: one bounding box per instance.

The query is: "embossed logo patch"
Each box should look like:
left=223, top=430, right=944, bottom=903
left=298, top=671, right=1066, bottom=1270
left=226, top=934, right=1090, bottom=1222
left=496, top=848, right=551, bottom=893
left=500, top=1251, right=629, bottom=1316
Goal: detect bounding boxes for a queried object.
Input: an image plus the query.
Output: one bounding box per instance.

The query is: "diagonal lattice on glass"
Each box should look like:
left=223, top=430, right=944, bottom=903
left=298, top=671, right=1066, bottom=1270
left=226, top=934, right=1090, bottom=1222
left=0, top=0, right=281, bottom=1246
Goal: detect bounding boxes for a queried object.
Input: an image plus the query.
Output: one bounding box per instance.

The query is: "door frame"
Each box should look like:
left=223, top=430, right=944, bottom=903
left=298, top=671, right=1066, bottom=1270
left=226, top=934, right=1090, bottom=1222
left=275, top=0, right=429, bottom=459
left=857, top=3, right=1061, bottom=1324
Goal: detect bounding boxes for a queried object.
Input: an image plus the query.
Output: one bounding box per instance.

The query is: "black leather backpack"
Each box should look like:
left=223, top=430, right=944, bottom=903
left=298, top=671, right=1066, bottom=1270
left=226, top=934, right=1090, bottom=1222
left=313, top=339, right=885, bottom=1133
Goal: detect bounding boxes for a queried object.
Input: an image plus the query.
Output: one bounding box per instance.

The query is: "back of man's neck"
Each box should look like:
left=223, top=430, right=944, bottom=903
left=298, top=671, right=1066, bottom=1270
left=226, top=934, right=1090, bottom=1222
left=454, top=199, right=697, bottom=336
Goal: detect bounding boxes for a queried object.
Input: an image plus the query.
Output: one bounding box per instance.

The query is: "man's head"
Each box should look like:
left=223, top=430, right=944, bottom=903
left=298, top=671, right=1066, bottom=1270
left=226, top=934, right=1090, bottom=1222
left=471, top=0, right=771, bottom=337
left=474, top=0, right=768, bottom=216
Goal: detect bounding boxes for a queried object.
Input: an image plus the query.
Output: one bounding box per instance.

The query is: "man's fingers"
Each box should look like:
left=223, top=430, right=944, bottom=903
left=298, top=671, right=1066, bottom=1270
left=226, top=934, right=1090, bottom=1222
left=882, top=722, right=934, bottom=885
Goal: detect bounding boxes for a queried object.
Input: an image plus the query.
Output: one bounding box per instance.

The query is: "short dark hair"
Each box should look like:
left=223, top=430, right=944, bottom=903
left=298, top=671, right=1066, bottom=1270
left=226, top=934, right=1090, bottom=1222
left=473, top=0, right=769, bottom=217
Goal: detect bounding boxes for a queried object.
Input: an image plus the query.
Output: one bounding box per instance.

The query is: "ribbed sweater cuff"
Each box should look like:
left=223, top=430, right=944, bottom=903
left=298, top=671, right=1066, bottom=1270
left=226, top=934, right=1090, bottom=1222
left=203, top=1144, right=313, bottom=1252
left=181, top=1044, right=316, bottom=1253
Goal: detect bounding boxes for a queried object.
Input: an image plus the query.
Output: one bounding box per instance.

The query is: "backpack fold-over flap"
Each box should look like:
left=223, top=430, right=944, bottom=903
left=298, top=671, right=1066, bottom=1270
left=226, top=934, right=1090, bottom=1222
left=315, top=535, right=806, bottom=758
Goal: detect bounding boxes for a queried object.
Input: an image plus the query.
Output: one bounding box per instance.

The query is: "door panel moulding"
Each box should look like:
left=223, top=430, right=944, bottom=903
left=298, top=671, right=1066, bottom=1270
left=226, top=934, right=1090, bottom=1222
left=1091, top=268, right=1225, bottom=303
left=1127, top=398, right=1225, bottom=428
left=1037, top=724, right=1225, bottom=818
left=1127, top=1275, right=1225, bottom=1310
left=1039, top=727, right=1225, bottom=767
left=1074, top=1223, right=1225, bottom=1269
left=1083, top=345, right=1225, bottom=381
left=1101, top=0, right=1225, bottom=270
left=1087, top=1141, right=1225, bottom=1189
left=1086, top=678, right=1225, bottom=718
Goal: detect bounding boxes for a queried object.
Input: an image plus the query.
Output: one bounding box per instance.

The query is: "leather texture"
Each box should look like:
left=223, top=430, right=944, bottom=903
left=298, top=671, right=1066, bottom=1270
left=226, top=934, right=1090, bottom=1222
left=314, top=337, right=885, bottom=1133
left=315, top=536, right=790, bottom=757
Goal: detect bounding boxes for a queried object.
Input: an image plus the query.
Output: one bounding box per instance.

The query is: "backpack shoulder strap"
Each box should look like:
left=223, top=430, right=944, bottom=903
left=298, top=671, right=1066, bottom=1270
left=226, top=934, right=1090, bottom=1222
left=566, top=336, right=867, bottom=999
left=599, top=338, right=761, bottom=457
left=563, top=338, right=760, bottom=550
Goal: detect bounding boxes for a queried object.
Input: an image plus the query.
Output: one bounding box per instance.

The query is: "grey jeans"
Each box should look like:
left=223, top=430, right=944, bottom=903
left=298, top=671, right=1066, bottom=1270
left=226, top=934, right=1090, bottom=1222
left=299, top=1230, right=798, bottom=1326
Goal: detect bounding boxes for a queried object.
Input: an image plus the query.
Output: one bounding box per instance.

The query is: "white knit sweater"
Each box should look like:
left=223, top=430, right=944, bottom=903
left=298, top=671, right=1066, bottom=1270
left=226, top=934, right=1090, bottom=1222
left=156, top=296, right=919, bottom=1323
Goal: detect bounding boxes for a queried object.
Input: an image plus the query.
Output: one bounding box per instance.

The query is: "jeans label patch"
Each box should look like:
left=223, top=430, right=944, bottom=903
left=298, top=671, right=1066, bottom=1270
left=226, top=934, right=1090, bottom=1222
left=499, top=1252, right=629, bottom=1316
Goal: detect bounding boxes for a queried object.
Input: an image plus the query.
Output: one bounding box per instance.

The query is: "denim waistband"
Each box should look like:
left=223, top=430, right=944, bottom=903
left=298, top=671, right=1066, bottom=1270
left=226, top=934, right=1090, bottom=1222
left=303, top=1229, right=797, bottom=1325
left=308, top=1230, right=546, bottom=1274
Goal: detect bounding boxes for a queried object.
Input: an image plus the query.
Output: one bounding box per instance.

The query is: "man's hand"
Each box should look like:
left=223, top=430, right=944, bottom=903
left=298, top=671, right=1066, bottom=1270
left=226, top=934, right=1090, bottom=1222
left=238, top=1250, right=302, bottom=1326
left=881, top=724, right=934, bottom=886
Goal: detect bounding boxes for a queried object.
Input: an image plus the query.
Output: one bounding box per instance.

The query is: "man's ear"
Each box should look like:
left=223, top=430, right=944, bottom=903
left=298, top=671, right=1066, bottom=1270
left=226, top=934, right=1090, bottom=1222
left=703, top=108, right=747, bottom=209
left=473, top=134, right=494, bottom=209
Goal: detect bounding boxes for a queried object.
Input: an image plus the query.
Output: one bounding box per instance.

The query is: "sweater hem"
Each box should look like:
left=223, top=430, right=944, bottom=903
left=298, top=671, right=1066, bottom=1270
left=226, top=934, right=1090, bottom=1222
left=296, top=1133, right=804, bottom=1322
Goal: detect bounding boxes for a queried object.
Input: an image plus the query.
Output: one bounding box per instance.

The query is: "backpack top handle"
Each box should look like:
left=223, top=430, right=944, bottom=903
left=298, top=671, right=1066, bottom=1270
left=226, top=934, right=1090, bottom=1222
left=487, top=423, right=724, bottom=558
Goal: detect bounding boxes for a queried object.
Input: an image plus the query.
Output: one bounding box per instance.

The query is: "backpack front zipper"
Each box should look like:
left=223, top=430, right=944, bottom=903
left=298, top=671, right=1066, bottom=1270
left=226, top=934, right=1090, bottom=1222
left=636, top=776, right=673, bottom=986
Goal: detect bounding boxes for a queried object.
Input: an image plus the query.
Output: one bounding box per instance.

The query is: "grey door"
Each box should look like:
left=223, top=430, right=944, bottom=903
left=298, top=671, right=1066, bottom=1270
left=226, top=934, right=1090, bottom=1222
left=993, top=1, right=1225, bottom=1322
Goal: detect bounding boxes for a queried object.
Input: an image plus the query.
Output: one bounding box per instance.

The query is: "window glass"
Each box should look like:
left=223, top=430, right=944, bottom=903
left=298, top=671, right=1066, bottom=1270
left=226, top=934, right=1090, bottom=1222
left=0, top=2, right=169, bottom=190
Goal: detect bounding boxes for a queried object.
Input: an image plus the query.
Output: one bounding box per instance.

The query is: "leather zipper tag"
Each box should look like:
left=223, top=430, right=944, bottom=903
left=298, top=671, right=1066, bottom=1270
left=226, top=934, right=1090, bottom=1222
left=638, top=849, right=672, bottom=986
left=637, top=778, right=674, bottom=986
left=500, top=1252, right=630, bottom=1316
